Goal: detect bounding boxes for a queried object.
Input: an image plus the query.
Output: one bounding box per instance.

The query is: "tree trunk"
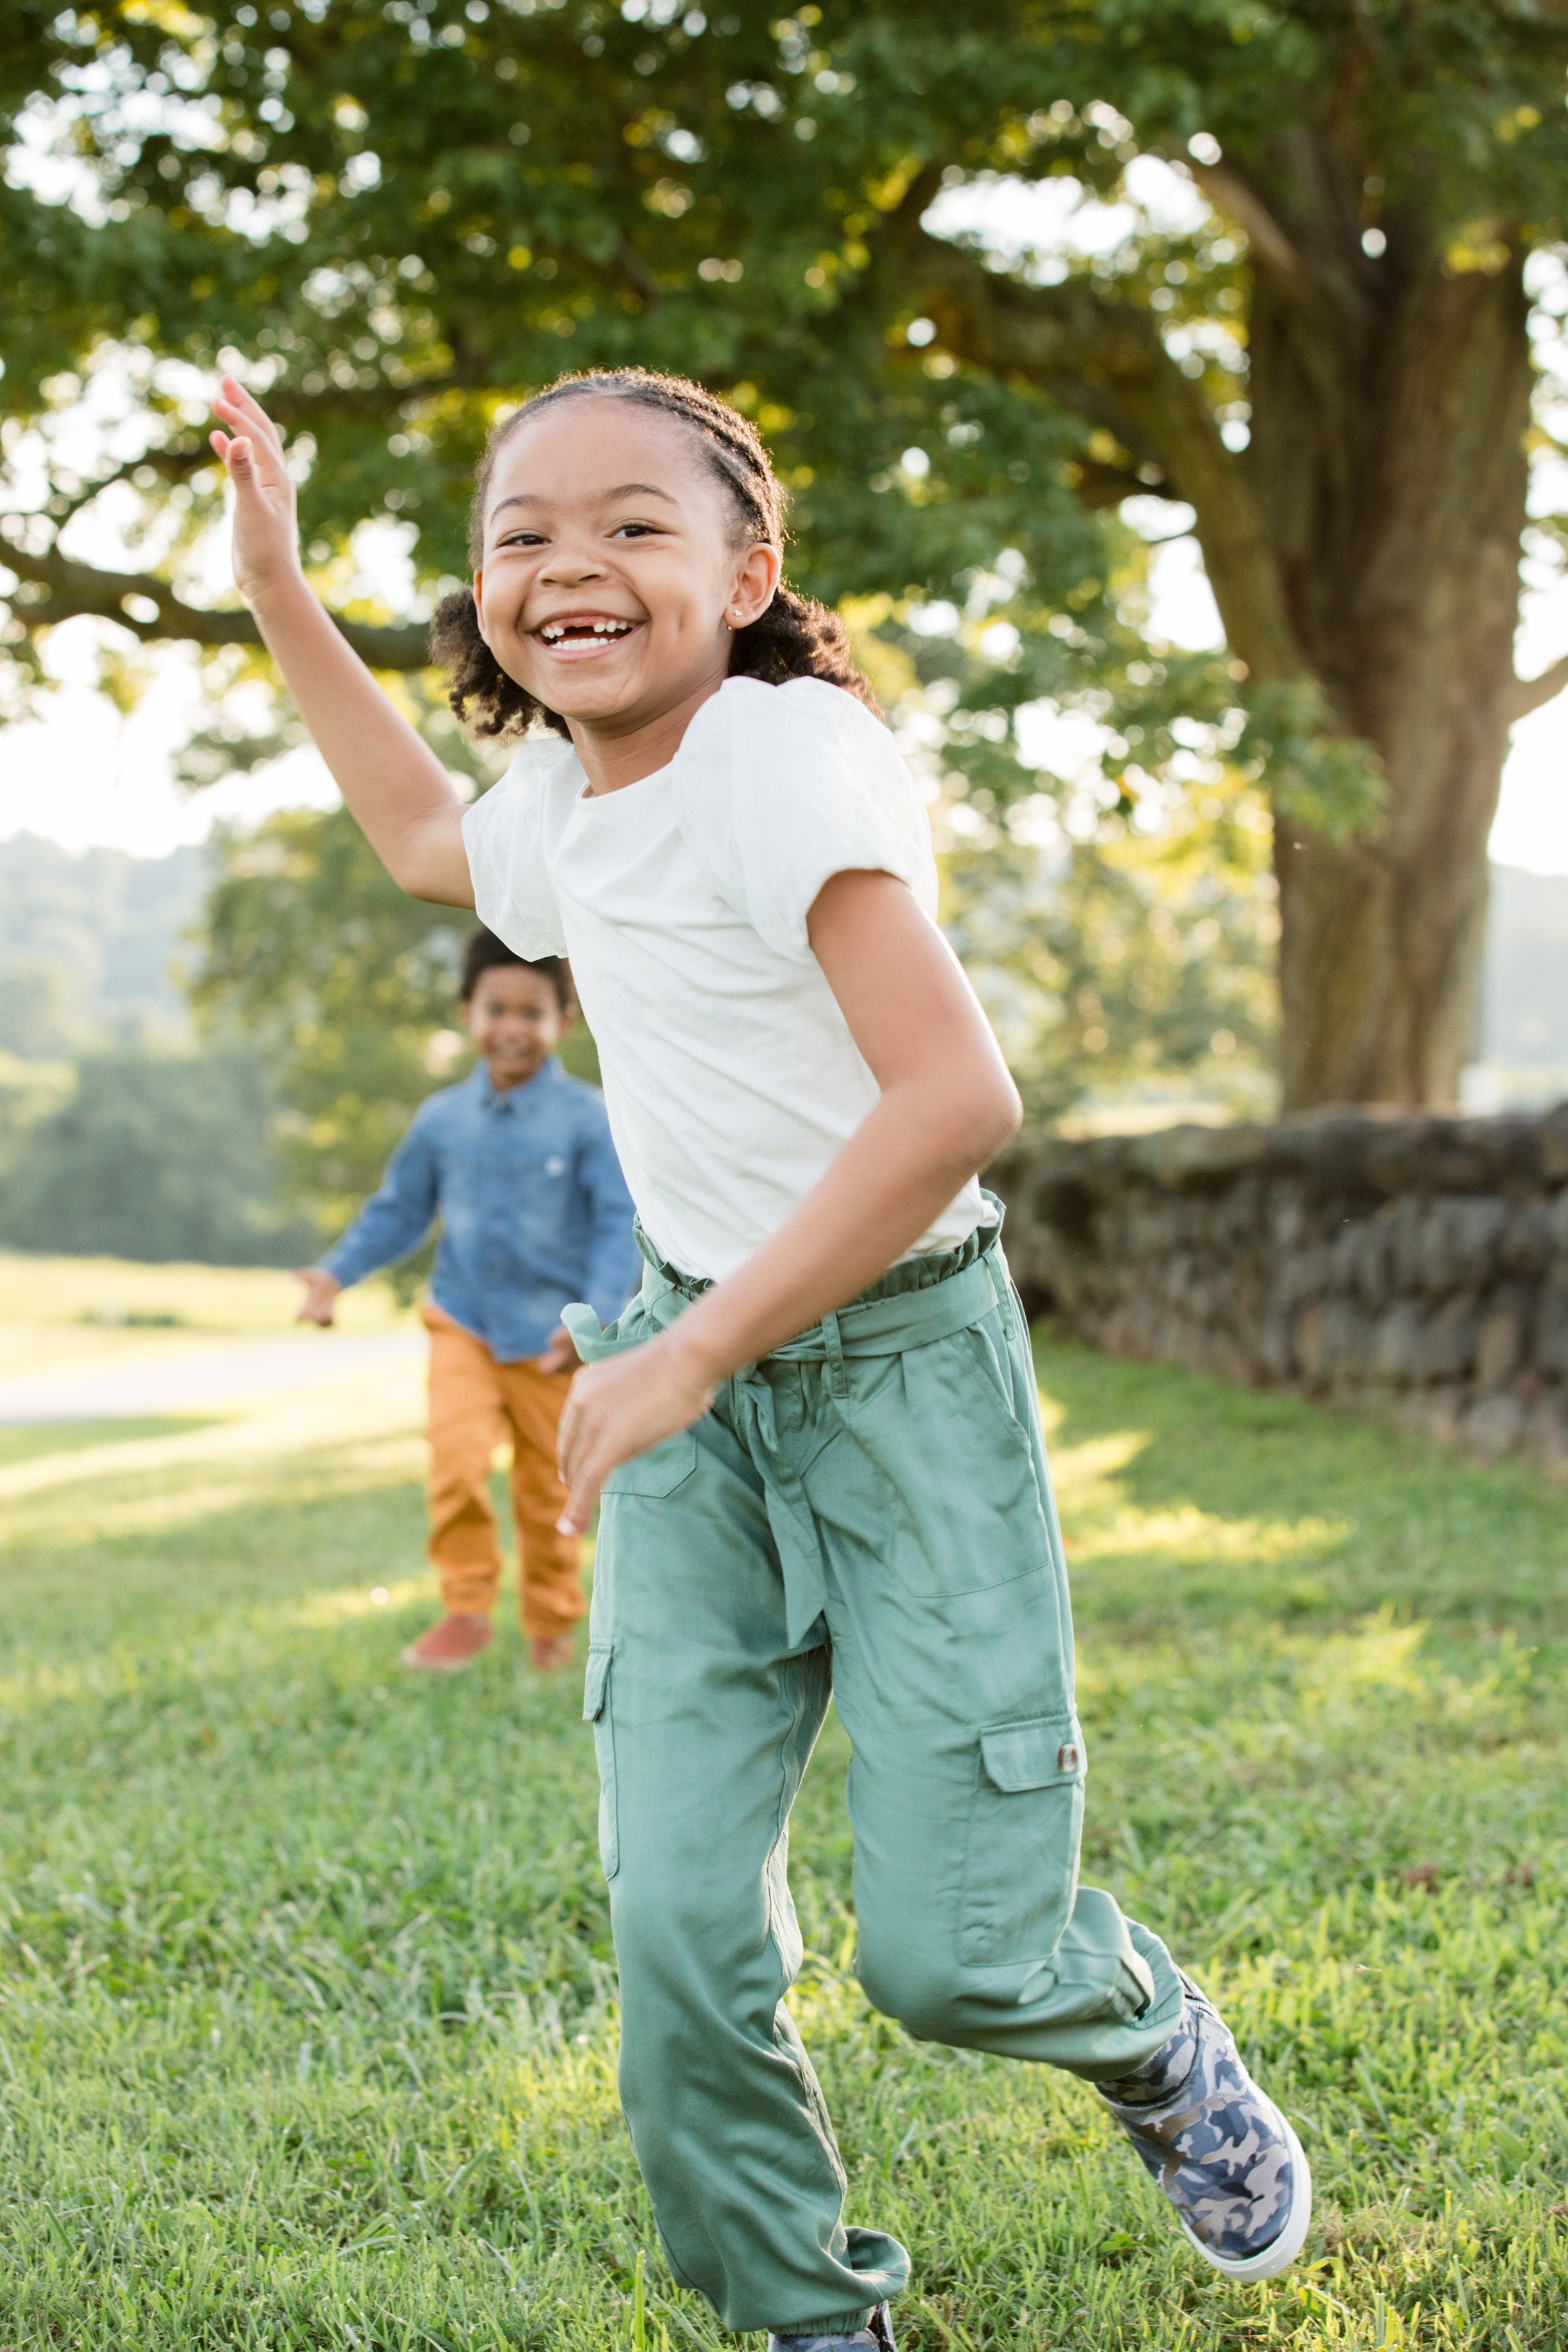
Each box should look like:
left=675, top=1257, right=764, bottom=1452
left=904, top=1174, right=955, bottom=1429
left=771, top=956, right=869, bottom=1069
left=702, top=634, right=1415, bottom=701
left=913, top=137, right=1539, bottom=1112
left=1218, top=159, right=1534, bottom=1108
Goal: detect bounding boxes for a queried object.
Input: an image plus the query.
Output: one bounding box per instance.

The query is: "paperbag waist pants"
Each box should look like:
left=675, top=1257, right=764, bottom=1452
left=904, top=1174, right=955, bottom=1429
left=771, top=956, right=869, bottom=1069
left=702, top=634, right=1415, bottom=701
left=566, top=1215, right=1184, bottom=2338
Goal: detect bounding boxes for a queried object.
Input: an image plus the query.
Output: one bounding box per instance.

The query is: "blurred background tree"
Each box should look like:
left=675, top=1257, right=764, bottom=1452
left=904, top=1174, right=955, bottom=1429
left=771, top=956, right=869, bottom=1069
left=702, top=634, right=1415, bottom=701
left=190, top=807, right=474, bottom=1246
left=945, top=772, right=1279, bottom=1128
left=3, top=0, right=1566, bottom=1199
left=0, top=1041, right=314, bottom=1266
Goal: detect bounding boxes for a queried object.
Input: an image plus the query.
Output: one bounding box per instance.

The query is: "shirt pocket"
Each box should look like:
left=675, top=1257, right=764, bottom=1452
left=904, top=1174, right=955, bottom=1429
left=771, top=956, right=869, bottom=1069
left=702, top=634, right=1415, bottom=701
left=601, top=1428, right=699, bottom=1500
left=958, top=1712, right=1086, bottom=1966
left=582, top=1643, right=619, bottom=1880
left=493, top=1135, right=573, bottom=1236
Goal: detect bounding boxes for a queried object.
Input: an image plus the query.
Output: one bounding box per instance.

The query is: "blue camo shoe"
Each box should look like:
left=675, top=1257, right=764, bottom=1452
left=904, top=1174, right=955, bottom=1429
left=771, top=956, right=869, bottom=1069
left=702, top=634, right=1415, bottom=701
left=1098, top=1972, right=1311, bottom=2281
left=768, top=2305, right=896, bottom=2352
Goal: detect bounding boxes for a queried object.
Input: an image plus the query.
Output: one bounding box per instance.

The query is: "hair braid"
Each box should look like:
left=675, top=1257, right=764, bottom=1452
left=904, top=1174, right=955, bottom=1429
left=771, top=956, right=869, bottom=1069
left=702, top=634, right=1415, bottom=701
left=428, top=368, right=877, bottom=740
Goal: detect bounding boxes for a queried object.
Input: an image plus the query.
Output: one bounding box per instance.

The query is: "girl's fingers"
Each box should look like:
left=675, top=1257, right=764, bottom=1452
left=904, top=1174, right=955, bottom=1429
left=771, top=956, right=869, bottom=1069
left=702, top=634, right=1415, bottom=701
left=556, top=1396, right=581, bottom=1485
left=220, top=372, right=267, bottom=418
left=558, top=1458, right=603, bottom=1537
left=213, top=408, right=277, bottom=471
left=220, top=374, right=285, bottom=450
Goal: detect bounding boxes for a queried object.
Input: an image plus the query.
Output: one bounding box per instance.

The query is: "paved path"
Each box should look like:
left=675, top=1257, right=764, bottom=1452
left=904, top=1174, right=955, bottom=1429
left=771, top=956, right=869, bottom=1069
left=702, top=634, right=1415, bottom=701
left=0, top=1330, right=425, bottom=1424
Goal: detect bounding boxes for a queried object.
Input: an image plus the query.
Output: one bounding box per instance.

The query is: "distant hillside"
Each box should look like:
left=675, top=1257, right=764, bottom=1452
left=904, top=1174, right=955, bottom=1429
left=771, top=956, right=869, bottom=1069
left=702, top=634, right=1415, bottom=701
left=1482, top=864, right=1568, bottom=1066
left=0, top=833, right=206, bottom=1054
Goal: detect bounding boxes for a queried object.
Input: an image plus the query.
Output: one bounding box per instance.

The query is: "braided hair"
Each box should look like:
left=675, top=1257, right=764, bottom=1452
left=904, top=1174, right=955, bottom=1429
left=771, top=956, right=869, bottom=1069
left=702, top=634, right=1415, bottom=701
left=428, top=368, right=877, bottom=738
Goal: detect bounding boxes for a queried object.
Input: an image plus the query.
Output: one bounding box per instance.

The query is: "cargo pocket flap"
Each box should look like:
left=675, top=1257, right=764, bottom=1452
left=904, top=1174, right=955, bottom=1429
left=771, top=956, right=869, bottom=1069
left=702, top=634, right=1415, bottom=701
left=980, top=1714, right=1085, bottom=1792
left=582, top=1645, right=612, bottom=1722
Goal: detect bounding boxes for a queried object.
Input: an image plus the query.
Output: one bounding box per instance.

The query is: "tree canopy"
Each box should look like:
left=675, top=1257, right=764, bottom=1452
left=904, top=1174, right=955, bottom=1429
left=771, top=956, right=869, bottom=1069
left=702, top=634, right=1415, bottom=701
left=4, top=1, right=1567, bottom=1106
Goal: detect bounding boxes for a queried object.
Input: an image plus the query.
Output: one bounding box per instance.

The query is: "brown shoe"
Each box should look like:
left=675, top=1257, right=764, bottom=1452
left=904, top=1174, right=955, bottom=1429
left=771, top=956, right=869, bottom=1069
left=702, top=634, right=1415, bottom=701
left=401, top=1612, right=494, bottom=1671
left=528, top=1633, right=576, bottom=1675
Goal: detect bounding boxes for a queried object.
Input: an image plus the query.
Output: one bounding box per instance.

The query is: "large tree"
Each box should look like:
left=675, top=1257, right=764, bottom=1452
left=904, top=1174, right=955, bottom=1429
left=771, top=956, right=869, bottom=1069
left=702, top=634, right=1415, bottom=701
left=4, top=2, right=1565, bottom=1106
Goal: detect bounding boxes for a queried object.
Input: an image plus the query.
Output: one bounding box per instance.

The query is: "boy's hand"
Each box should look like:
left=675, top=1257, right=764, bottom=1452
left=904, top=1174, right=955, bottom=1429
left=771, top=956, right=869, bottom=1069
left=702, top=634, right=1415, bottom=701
left=209, top=375, right=303, bottom=603
left=534, top=1325, right=579, bottom=1374
left=555, top=1333, right=714, bottom=1535
left=295, top=1268, right=342, bottom=1327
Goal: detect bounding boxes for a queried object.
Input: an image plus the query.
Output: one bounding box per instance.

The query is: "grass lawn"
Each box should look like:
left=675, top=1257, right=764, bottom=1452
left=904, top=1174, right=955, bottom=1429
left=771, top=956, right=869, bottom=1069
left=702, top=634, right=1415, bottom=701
left=0, top=1249, right=414, bottom=1394
left=2, top=1273, right=1566, bottom=2349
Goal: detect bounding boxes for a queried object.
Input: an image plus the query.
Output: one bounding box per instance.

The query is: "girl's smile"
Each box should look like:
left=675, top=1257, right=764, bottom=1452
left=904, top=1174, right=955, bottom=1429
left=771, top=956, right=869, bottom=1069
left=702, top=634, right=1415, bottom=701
left=532, top=608, right=646, bottom=662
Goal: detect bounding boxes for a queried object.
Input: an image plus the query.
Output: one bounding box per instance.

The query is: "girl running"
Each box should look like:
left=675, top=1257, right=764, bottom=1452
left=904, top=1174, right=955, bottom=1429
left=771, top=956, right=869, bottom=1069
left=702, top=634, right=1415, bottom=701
left=209, top=366, right=1310, bottom=2347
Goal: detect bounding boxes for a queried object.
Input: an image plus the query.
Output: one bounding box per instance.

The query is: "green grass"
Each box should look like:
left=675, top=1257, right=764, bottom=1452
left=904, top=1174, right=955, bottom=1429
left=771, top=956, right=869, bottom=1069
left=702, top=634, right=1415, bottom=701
left=3, top=1314, right=1567, bottom=2349
left=0, top=1418, right=218, bottom=1468
left=0, top=1250, right=412, bottom=1379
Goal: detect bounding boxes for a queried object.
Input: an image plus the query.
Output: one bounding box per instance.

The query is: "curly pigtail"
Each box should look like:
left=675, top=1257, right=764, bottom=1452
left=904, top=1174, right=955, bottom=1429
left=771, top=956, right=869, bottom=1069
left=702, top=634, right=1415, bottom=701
left=729, top=586, right=875, bottom=710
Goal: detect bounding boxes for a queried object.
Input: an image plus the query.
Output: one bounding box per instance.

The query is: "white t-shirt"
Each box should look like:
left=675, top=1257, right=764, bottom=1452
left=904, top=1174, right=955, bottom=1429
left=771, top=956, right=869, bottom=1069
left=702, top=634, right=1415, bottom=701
left=462, top=673, right=990, bottom=1283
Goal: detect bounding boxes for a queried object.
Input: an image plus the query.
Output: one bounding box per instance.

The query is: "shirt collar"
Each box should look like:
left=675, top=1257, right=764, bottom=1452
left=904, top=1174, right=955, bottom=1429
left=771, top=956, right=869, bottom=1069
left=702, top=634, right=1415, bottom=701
left=473, top=1055, right=561, bottom=1109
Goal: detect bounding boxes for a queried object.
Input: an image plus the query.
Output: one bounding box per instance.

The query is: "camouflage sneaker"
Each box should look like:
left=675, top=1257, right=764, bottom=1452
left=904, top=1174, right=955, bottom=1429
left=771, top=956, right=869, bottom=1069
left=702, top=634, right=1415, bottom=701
left=1098, top=1973, right=1311, bottom=2282
left=768, top=2304, right=896, bottom=2352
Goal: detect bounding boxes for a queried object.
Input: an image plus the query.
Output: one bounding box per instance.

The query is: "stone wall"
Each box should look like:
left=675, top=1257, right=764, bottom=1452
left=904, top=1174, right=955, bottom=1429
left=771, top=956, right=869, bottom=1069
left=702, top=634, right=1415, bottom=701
left=988, top=1107, right=1568, bottom=1470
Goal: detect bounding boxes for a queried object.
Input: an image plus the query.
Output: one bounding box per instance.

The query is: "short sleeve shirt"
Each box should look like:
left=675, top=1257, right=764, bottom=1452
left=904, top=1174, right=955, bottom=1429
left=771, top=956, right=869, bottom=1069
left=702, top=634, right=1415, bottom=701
left=463, top=675, right=989, bottom=1283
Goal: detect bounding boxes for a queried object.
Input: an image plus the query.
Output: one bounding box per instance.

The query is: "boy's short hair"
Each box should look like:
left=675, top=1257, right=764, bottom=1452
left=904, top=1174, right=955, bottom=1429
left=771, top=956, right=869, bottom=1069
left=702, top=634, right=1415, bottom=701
left=459, top=925, right=573, bottom=1012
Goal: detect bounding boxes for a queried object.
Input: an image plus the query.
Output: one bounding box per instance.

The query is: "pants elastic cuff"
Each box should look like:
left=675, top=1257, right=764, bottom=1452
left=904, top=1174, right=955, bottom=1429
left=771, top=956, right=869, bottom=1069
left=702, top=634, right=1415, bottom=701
left=435, top=1582, right=501, bottom=1609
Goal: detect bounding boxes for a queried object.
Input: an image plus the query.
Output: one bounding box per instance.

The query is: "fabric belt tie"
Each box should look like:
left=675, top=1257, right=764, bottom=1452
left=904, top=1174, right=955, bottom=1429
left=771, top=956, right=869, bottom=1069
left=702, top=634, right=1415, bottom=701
left=561, top=1240, right=1013, bottom=1648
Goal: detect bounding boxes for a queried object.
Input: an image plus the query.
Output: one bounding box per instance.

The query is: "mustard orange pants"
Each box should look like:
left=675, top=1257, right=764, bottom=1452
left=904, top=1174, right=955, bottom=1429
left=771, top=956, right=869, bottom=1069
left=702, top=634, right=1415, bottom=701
left=421, top=1305, right=585, bottom=1637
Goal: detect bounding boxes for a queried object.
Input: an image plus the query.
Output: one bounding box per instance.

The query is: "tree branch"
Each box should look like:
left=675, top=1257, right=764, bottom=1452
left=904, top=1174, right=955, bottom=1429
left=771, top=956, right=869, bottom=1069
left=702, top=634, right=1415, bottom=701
left=1508, top=649, right=1568, bottom=723
left=1070, top=456, right=1179, bottom=508
left=0, top=539, right=432, bottom=669
left=1187, top=159, right=1303, bottom=283
left=907, top=231, right=1306, bottom=684
left=613, top=236, right=662, bottom=311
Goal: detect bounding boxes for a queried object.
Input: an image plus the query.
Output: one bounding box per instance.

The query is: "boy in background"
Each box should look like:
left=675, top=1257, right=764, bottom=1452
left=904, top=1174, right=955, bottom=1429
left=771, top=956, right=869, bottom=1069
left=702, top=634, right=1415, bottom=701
left=297, top=926, right=638, bottom=1673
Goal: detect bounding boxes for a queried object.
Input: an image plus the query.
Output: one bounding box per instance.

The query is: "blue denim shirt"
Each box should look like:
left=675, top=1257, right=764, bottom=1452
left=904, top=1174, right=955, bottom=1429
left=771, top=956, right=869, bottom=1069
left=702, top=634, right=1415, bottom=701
left=320, top=1058, right=639, bottom=1362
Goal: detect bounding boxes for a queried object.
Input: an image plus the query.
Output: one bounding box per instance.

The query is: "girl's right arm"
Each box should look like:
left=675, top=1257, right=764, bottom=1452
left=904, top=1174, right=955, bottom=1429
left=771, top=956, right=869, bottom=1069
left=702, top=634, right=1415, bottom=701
left=209, top=377, right=473, bottom=906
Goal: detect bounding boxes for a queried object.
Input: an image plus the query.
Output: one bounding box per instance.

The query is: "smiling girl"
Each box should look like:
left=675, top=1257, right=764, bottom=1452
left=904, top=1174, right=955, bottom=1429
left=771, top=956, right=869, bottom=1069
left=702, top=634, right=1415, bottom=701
left=210, top=368, right=1310, bottom=2347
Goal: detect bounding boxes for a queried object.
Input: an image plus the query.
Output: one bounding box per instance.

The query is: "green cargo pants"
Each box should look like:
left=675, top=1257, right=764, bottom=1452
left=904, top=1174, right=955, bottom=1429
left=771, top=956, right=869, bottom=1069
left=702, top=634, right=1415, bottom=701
left=564, top=1214, right=1184, bottom=2338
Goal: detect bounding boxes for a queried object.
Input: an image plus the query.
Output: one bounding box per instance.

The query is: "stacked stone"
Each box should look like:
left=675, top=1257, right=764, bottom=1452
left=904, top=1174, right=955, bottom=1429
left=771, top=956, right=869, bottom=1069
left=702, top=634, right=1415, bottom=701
left=990, top=1107, right=1568, bottom=1470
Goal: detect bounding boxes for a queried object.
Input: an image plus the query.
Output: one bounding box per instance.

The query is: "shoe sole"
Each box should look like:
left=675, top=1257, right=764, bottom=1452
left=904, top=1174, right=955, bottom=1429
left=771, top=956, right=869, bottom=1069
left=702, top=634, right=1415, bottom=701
left=1179, top=2114, right=1312, bottom=2282
left=400, top=1649, right=484, bottom=1671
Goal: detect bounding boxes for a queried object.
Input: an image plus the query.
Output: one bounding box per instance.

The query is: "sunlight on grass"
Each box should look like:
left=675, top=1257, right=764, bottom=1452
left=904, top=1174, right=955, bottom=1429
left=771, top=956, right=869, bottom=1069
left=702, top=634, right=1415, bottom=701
left=1300, top=1609, right=1432, bottom=1700
left=1077, top=1498, right=1351, bottom=1567
left=0, top=1364, right=425, bottom=1544
left=280, top=1572, right=433, bottom=1630
left=1050, top=1416, right=1351, bottom=1574
left=0, top=1415, right=218, bottom=1468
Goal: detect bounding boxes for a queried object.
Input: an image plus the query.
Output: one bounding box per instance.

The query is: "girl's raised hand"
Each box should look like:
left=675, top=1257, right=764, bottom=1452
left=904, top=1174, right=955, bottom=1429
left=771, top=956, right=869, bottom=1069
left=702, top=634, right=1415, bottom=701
left=209, top=374, right=300, bottom=603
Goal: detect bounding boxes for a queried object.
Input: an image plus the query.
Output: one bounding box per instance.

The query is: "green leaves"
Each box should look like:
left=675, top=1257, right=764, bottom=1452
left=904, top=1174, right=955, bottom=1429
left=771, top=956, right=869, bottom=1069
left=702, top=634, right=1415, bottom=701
left=1238, top=680, right=1387, bottom=848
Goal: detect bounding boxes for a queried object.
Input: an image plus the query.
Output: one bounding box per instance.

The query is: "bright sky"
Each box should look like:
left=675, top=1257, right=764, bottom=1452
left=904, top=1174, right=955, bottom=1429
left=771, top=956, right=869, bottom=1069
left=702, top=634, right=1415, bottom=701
left=3, top=156, right=1565, bottom=869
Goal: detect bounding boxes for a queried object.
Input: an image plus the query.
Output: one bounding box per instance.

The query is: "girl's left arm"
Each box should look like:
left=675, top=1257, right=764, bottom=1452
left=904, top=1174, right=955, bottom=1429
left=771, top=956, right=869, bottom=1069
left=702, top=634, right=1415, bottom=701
left=555, top=869, right=1020, bottom=1532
